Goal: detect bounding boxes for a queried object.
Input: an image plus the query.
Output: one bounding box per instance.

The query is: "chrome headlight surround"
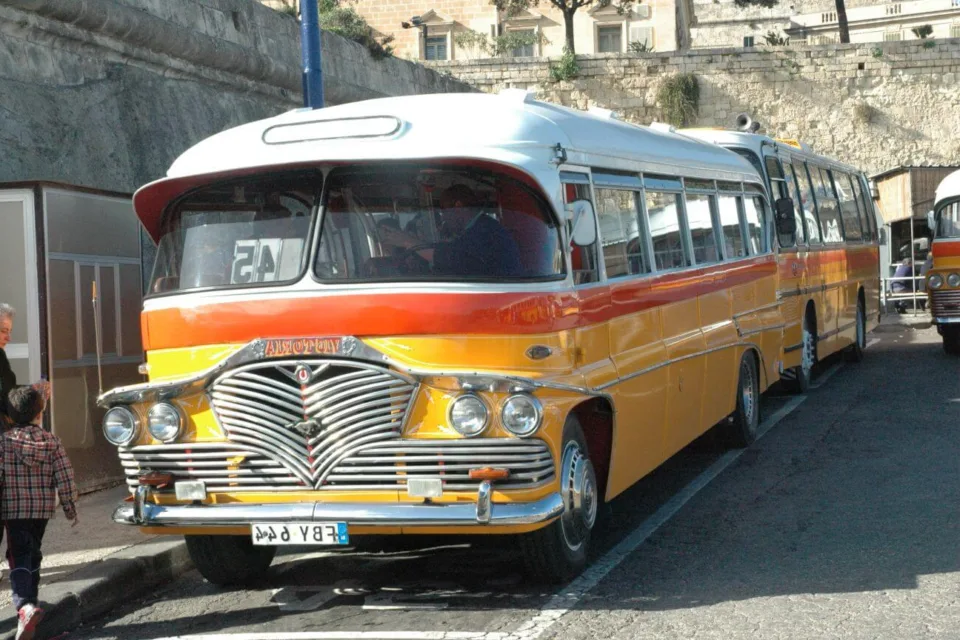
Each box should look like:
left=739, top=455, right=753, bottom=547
left=448, top=394, right=489, bottom=437
left=948, top=273, right=960, bottom=288
left=929, top=273, right=944, bottom=290
left=501, top=394, right=543, bottom=438
left=147, top=403, right=184, bottom=443
left=102, top=407, right=140, bottom=446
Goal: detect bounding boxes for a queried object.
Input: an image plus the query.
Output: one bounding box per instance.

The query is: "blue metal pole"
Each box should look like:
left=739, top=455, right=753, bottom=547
left=300, top=0, right=324, bottom=109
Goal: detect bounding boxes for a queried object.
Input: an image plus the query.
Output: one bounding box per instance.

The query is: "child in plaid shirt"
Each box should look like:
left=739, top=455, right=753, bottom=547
left=1, top=386, right=78, bottom=640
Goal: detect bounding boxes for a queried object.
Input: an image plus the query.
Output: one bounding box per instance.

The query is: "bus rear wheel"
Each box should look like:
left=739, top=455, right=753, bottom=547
left=785, top=313, right=816, bottom=393
left=943, top=326, right=960, bottom=355
left=520, top=416, right=597, bottom=583
left=185, top=534, right=276, bottom=586
left=722, top=352, right=760, bottom=448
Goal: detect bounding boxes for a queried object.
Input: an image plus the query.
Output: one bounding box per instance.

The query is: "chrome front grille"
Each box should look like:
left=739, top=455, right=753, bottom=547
left=325, top=439, right=556, bottom=491
left=931, top=289, right=960, bottom=318
left=121, top=439, right=555, bottom=493
left=120, top=443, right=306, bottom=492
left=209, top=360, right=416, bottom=489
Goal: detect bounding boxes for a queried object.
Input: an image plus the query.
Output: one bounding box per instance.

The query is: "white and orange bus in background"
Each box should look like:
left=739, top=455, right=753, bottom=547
left=98, top=91, right=877, bottom=587
left=927, top=170, right=960, bottom=354
left=684, top=126, right=881, bottom=390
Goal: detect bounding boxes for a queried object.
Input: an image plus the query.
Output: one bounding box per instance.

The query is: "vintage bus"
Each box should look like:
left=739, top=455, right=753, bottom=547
left=683, top=128, right=881, bottom=390
left=100, top=91, right=848, bottom=586
left=927, top=169, right=960, bottom=354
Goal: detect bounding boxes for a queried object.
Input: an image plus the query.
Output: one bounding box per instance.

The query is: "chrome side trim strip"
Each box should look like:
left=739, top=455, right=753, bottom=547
left=740, top=323, right=786, bottom=339
left=933, top=317, right=960, bottom=325
left=112, top=493, right=565, bottom=527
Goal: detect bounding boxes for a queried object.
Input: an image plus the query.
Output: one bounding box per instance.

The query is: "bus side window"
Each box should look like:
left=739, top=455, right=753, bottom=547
left=685, top=192, right=721, bottom=265
left=718, top=194, right=747, bottom=259
left=563, top=177, right=600, bottom=285
left=810, top=166, right=843, bottom=243
left=595, top=188, right=650, bottom=278
left=851, top=176, right=875, bottom=241
left=784, top=162, right=808, bottom=245
left=793, top=162, right=823, bottom=244
left=742, top=195, right=767, bottom=255
left=840, top=173, right=865, bottom=243
left=647, top=190, right=689, bottom=270
left=766, top=156, right=795, bottom=249
left=835, top=171, right=863, bottom=243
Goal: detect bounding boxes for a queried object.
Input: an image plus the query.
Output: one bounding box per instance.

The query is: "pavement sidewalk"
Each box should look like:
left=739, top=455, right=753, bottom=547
left=0, top=485, right=191, bottom=640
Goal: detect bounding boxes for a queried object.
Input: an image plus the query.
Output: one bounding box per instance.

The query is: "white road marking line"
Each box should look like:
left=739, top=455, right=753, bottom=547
left=154, top=633, right=509, bottom=640
left=810, top=362, right=843, bottom=389
left=511, top=395, right=807, bottom=640
left=866, top=337, right=881, bottom=348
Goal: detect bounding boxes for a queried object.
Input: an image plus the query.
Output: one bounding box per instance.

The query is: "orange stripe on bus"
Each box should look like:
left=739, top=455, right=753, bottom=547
left=933, top=241, right=960, bottom=258
left=141, top=257, right=779, bottom=351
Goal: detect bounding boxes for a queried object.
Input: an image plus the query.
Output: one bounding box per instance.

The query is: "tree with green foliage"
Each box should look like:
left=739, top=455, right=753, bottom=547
left=278, top=0, right=394, bottom=59
left=912, top=24, right=934, bottom=39
left=490, top=0, right=635, bottom=55
left=735, top=0, right=850, bottom=44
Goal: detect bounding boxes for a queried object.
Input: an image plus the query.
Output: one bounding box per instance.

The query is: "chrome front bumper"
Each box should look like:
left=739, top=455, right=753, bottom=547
left=114, top=483, right=564, bottom=528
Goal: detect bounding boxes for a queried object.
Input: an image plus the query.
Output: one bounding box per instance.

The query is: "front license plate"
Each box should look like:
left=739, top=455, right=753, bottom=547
left=251, top=522, right=349, bottom=546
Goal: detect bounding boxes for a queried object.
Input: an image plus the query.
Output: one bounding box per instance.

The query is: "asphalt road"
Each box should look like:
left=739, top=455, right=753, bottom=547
left=69, top=317, right=959, bottom=640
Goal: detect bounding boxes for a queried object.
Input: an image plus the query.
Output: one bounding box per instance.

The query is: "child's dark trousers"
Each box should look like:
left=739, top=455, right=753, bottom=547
left=5, top=520, right=47, bottom=610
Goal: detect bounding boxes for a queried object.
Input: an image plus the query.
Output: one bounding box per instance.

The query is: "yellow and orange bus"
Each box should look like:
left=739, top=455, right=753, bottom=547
left=98, top=92, right=877, bottom=586
left=683, top=129, right=881, bottom=390
left=927, top=170, right=960, bottom=354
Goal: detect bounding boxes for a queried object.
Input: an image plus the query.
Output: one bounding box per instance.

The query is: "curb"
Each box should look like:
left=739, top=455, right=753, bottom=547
left=0, top=538, right=191, bottom=640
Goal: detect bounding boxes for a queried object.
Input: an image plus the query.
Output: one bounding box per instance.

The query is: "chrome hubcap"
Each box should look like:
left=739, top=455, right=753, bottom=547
left=801, top=323, right=815, bottom=377
left=559, top=441, right=597, bottom=551
left=740, top=359, right=757, bottom=428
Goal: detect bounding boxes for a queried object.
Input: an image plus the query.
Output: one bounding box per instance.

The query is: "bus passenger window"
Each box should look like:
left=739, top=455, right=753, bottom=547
left=837, top=173, right=863, bottom=242
left=685, top=193, right=720, bottom=264
left=596, top=188, right=649, bottom=278
left=784, top=163, right=808, bottom=245
left=718, top=195, right=746, bottom=259
left=563, top=178, right=600, bottom=284
left=646, top=191, right=689, bottom=270
left=743, top=196, right=766, bottom=254
left=850, top=177, right=875, bottom=241
left=812, top=168, right=843, bottom=243
left=793, top=162, right=822, bottom=244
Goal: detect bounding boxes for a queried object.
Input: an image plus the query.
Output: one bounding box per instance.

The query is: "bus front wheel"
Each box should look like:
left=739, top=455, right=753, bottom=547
left=520, top=416, right=596, bottom=583
left=185, top=534, right=276, bottom=586
left=943, top=326, right=960, bottom=356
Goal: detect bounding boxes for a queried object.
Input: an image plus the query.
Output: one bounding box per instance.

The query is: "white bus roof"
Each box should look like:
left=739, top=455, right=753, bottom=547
left=935, top=169, right=960, bottom=209
left=135, top=91, right=762, bottom=240
left=680, top=128, right=863, bottom=175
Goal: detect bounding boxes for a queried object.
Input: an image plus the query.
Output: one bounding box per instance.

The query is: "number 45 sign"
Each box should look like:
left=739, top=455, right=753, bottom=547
left=231, top=239, right=283, bottom=284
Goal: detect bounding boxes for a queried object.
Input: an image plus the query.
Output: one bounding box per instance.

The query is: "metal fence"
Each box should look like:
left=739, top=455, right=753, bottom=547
left=881, top=273, right=928, bottom=314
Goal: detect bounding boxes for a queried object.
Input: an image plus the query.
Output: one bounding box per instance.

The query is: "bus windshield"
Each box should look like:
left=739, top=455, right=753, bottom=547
left=936, top=201, right=960, bottom=239
left=314, top=166, right=564, bottom=282
left=149, top=172, right=318, bottom=296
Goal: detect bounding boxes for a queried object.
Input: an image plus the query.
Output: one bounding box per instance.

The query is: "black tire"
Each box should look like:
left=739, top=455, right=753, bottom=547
left=843, top=298, right=866, bottom=363
left=785, top=311, right=815, bottom=394
left=520, top=416, right=597, bottom=583
left=722, top=352, right=761, bottom=448
left=944, top=326, right=960, bottom=356
left=185, top=534, right=276, bottom=586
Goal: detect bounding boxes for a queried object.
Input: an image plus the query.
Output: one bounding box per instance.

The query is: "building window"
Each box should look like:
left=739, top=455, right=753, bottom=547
left=425, top=35, right=448, bottom=61
left=953, top=0, right=960, bottom=7
left=883, top=30, right=903, bottom=41
left=951, top=24, right=960, bottom=38
left=886, top=3, right=902, bottom=15
left=510, top=29, right=536, bottom=58
left=597, top=25, right=623, bottom=53
left=821, top=11, right=837, bottom=23
left=629, top=25, right=654, bottom=50
left=743, top=35, right=755, bottom=47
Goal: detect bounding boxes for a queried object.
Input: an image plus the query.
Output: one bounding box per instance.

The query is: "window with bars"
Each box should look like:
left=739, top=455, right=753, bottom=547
left=821, top=11, right=837, bottom=23
left=884, top=31, right=903, bottom=41
left=951, top=24, right=960, bottom=38
left=425, top=35, right=448, bottom=61
left=886, top=3, right=902, bottom=15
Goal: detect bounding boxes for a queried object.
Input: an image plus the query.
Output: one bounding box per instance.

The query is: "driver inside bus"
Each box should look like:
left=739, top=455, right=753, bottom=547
left=380, top=185, right=522, bottom=278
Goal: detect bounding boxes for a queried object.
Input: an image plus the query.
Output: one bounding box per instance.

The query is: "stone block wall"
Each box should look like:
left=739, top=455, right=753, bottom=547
left=430, top=40, right=960, bottom=175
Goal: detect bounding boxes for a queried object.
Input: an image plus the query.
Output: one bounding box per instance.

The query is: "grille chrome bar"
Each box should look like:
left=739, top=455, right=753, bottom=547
left=931, top=290, right=960, bottom=318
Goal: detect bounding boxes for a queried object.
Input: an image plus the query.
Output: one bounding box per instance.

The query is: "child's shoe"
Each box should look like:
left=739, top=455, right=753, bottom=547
left=16, top=603, right=44, bottom=640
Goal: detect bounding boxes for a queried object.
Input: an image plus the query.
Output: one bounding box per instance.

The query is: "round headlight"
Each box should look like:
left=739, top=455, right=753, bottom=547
left=449, top=395, right=488, bottom=437
left=501, top=394, right=543, bottom=437
left=929, top=273, right=944, bottom=290
left=147, top=403, right=183, bottom=443
left=948, top=273, right=960, bottom=288
left=103, top=407, right=139, bottom=446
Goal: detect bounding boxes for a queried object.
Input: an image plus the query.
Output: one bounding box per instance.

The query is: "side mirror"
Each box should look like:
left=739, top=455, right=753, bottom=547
left=926, top=210, right=936, bottom=232
left=774, top=197, right=797, bottom=237
left=566, top=200, right=598, bottom=247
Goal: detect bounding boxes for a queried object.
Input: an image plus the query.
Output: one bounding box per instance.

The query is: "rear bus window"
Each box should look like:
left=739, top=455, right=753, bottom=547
left=837, top=173, right=863, bottom=242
